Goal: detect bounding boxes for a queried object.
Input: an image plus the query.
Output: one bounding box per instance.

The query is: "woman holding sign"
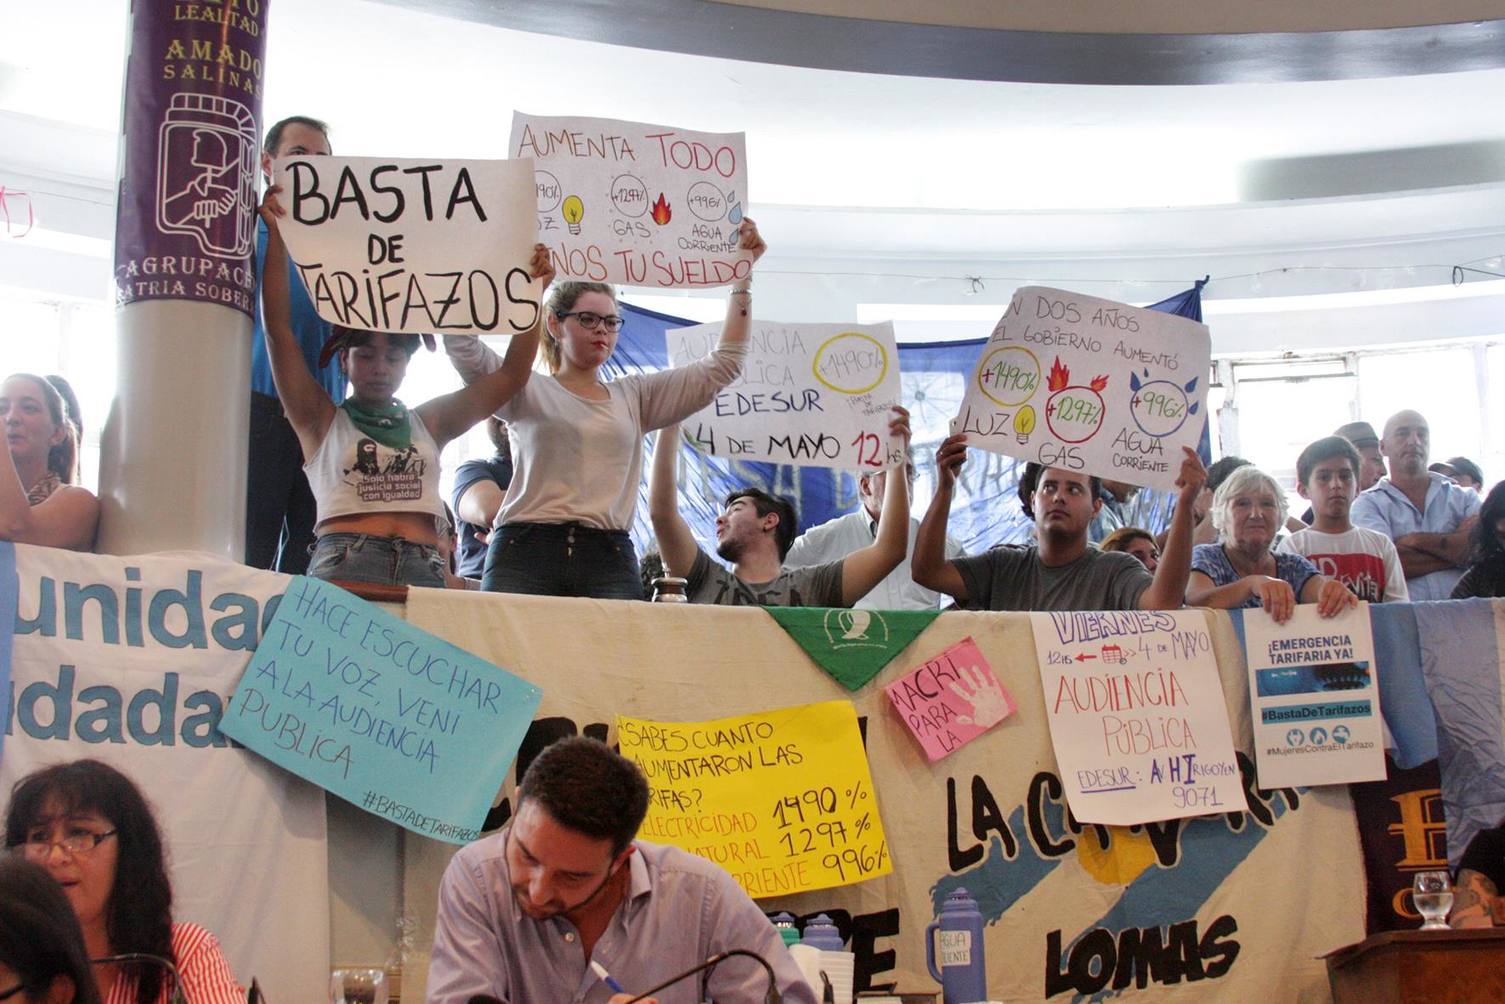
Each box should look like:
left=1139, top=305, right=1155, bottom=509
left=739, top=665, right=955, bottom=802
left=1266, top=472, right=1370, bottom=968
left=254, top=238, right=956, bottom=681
left=444, top=220, right=766, bottom=599
left=1186, top=464, right=1357, bottom=622
left=260, top=187, right=553, bottom=588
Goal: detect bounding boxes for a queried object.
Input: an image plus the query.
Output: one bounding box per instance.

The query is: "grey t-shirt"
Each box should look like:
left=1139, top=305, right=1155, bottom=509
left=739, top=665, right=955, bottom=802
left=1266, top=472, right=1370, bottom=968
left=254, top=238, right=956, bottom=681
left=686, top=548, right=845, bottom=607
left=953, top=545, right=1153, bottom=612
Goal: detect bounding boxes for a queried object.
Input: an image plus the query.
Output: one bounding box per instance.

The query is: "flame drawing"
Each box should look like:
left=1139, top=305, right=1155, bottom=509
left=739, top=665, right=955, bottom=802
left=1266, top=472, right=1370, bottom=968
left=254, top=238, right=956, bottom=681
left=1047, top=357, right=1071, bottom=392
left=1089, top=374, right=1109, bottom=392
left=650, top=193, right=672, bottom=226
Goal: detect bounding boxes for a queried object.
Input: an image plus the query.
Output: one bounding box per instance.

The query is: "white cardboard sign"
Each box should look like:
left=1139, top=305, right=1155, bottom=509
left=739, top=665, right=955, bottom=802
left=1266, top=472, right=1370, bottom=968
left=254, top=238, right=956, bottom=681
left=666, top=320, right=904, bottom=470
left=955, top=286, right=1212, bottom=491
left=510, top=112, right=752, bottom=289
left=272, top=155, right=542, bottom=336
left=1030, top=610, right=1248, bottom=826
left=1241, top=604, right=1385, bottom=788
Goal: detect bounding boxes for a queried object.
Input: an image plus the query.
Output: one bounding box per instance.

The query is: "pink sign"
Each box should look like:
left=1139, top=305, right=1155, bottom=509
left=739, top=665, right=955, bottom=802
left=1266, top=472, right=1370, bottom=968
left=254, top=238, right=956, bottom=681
left=885, top=637, right=1016, bottom=761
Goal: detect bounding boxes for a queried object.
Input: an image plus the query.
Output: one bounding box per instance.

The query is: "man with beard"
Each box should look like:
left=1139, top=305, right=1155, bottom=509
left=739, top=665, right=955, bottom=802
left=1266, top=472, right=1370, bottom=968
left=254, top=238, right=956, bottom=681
left=1350, top=409, right=1480, bottom=600
left=912, top=433, right=1205, bottom=611
left=427, top=738, right=815, bottom=1003
left=649, top=409, right=911, bottom=606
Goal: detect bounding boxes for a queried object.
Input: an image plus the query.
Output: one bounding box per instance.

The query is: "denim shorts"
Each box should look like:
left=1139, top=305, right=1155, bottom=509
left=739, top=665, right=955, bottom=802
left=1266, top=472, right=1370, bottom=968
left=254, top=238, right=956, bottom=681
left=481, top=523, right=643, bottom=600
left=307, top=533, right=446, bottom=589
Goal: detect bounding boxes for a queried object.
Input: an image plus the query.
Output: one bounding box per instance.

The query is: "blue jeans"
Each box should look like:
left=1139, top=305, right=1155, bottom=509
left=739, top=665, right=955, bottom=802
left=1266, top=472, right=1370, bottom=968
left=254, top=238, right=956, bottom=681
left=308, top=533, right=445, bottom=588
left=481, top=523, right=643, bottom=600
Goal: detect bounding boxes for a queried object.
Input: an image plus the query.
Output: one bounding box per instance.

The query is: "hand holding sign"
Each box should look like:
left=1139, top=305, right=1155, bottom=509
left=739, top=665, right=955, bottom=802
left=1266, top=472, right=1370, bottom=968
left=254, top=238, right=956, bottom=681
left=512, top=113, right=753, bottom=289
left=667, top=320, right=903, bottom=470
left=956, top=287, right=1211, bottom=492
left=270, top=155, right=542, bottom=336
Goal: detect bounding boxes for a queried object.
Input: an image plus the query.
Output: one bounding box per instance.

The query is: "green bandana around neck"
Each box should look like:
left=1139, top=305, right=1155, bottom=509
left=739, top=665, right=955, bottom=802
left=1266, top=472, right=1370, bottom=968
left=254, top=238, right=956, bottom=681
left=341, top=398, right=412, bottom=450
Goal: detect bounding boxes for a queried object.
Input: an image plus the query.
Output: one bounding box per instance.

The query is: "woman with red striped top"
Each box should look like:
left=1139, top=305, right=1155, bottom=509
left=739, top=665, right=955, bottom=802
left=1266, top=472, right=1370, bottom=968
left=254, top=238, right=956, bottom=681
left=5, top=761, right=243, bottom=1004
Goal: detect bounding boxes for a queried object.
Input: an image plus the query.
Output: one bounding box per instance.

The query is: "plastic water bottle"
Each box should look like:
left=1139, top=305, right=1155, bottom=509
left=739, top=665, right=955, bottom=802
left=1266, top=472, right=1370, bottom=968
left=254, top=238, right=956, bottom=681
left=926, top=886, right=987, bottom=1004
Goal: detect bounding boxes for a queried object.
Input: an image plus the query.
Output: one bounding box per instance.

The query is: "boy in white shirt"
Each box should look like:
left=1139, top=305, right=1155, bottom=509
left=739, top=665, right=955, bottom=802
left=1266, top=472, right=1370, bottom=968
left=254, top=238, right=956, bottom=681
left=1279, top=435, right=1409, bottom=602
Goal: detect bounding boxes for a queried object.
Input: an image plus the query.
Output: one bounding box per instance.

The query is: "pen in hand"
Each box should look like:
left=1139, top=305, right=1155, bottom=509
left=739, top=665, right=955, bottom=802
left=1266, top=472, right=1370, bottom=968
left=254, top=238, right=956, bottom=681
left=590, top=959, right=627, bottom=995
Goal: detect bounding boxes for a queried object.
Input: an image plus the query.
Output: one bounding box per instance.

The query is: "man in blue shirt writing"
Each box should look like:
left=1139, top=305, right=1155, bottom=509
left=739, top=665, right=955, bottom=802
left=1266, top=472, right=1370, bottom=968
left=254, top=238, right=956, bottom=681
left=428, top=737, right=816, bottom=1004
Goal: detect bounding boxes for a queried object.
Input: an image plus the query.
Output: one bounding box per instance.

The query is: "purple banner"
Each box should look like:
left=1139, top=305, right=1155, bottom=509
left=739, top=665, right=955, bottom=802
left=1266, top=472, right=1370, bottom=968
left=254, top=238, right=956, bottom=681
left=114, top=1, right=268, bottom=317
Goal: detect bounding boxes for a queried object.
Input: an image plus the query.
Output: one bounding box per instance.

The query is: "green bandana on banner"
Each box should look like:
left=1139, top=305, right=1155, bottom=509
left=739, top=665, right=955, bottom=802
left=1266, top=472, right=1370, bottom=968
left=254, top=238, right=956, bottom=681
left=763, top=607, right=940, bottom=691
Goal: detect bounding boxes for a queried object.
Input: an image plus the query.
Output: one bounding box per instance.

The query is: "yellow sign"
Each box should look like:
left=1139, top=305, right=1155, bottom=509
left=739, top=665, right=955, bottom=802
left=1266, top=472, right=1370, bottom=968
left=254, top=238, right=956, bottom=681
left=617, top=700, right=892, bottom=898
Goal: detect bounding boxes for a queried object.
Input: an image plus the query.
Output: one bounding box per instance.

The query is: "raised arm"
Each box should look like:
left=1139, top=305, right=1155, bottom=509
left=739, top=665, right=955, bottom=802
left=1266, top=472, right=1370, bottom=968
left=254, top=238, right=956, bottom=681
left=715, top=217, right=766, bottom=356
left=912, top=432, right=970, bottom=602
left=1139, top=447, right=1204, bottom=609
left=417, top=245, right=552, bottom=447
left=838, top=408, right=911, bottom=606
left=259, top=186, right=336, bottom=460
left=0, top=449, right=97, bottom=550
left=650, top=424, right=700, bottom=578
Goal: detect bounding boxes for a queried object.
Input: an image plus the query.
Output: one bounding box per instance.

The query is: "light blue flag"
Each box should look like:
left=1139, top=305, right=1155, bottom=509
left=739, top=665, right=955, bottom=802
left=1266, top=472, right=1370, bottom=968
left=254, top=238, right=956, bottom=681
left=220, top=576, right=541, bottom=843
left=0, top=542, right=15, bottom=768
left=1413, top=599, right=1505, bottom=870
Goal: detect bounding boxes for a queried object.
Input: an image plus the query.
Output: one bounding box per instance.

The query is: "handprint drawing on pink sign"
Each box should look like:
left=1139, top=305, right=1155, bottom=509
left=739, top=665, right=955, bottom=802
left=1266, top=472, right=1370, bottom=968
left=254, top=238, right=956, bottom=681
left=885, top=636, right=1016, bottom=761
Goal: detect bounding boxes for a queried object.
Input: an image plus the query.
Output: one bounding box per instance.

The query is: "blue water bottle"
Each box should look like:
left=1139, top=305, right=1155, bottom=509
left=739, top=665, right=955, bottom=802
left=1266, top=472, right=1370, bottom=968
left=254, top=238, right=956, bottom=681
left=800, top=913, right=845, bottom=950
left=926, top=886, right=987, bottom=1004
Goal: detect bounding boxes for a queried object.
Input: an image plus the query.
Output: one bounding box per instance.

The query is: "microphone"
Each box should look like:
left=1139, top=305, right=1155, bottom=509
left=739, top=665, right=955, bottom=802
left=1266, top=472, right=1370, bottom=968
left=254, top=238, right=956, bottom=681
left=621, top=949, right=782, bottom=1004
left=93, top=953, right=187, bottom=1004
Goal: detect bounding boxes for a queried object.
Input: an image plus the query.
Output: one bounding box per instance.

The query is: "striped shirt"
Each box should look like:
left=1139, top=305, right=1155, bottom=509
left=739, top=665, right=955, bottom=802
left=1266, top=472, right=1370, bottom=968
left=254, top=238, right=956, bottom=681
left=103, top=922, right=244, bottom=1004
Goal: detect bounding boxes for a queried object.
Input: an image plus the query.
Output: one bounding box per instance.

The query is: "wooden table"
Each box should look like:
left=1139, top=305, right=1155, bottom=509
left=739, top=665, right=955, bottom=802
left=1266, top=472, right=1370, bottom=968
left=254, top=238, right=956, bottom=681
left=1325, top=929, right=1505, bottom=1003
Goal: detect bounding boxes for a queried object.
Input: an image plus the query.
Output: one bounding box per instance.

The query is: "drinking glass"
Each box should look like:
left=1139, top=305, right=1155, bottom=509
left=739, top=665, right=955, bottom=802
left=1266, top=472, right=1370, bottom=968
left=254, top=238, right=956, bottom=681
left=330, top=968, right=387, bottom=1004
left=1413, top=870, right=1454, bottom=930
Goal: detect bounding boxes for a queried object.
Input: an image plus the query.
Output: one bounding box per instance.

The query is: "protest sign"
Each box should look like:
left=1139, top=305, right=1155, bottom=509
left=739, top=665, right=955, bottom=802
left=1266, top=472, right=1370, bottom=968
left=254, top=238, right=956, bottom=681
left=221, top=576, right=541, bottom=843
left=617, top=700, right=891, bottom=898
left=1241, top=604, right=1384, bottom=788
left=667, top=320, right=904, bottom=470
left=885, top=636, right=1015, bottom=761
left=271, top=155, right=542, bottom=335
left=955, top=287, right=1211, bottom=492
left=510, top=112, right=752, bottom=288
left=1030, top=610, right=1246, bottom=825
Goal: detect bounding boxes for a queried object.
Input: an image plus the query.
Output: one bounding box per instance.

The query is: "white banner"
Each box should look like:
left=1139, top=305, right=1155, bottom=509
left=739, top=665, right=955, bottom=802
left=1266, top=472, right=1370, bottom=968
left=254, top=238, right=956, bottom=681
left=956, top=287, right=1212, bottom=492
left=403, top=591, right=1364, bottom=1002
left=272, top=155, right=543, bottom=336
left=1030, top=610, right=1247, bottom=825
left=510, top=113, right=752, bottom=288
left=0, top=547, right=329, bottom=1002
left=1242, top=604, right=1385, bottom=788
left=667, top=320, right=903, bottom=470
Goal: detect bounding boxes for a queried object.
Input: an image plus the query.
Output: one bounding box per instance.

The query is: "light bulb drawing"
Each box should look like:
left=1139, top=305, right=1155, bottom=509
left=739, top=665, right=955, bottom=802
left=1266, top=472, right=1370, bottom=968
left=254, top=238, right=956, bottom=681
left=1014, top=405, right=1037, bottom=445
left=562, top=194, right=584, bottom=235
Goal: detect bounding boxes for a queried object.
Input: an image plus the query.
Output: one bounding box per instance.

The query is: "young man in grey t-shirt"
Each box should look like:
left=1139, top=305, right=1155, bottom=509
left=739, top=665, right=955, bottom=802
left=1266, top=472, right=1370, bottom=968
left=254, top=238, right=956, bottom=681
left=913, top=434, right=1206, bottom=612
left=650, top=411, right=913, bottom=607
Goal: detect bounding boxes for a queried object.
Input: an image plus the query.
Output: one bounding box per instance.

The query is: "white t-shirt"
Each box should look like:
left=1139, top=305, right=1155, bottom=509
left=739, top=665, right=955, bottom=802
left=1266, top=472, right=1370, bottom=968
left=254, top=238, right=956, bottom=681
left=786, top=511, right=965, bottom=610
left=445, top=335, right=745, bottom=530
left=1276, top=525, right=1409, bottom=603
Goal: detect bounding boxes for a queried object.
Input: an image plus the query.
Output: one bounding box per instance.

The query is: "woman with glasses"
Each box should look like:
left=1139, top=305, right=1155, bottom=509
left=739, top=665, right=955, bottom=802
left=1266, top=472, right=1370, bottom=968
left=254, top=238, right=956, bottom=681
left=0, top=857, right=102, bottom=1004
left=259, top=187, right=554, bottom=588
left=4, top=761, right=242, bottom=1004
left=445, top=219, right=766, bottom=598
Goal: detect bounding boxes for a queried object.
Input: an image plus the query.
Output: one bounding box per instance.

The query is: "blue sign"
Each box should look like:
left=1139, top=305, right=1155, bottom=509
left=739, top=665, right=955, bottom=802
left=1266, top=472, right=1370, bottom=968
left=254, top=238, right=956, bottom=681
left=221, top=576, right=541, bottom=843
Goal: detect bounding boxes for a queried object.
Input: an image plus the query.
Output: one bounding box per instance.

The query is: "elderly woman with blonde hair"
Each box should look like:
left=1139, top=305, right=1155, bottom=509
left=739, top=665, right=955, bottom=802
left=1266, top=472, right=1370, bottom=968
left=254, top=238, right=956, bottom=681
left=1186, top=464, right=1357, bottom=622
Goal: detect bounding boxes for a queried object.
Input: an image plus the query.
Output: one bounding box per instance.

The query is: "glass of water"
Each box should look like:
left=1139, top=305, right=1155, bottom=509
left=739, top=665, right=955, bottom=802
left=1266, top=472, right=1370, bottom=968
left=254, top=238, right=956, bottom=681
left=1413, top=870, right=1454, bottom=930
left=330, top=968, right=387, bottom=1004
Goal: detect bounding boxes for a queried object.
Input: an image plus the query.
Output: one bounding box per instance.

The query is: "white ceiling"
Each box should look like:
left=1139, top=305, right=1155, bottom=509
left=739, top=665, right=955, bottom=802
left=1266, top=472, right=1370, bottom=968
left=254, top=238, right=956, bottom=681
left=2, top=0, right=1504, bottom=341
